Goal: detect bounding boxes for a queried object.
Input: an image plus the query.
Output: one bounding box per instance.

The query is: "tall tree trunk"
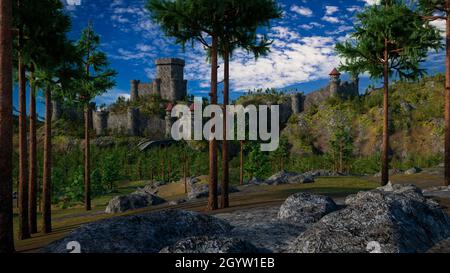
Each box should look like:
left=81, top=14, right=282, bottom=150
left=221, top=48, right=230, bottom=209
left=28, top=64, right=37, bottom=234
left=0, top=0, right=15, bottom=252
left=84, top=104, right=91, bottom=211
left=207, top=35, right=218, bottom=211
left=18, top=55, right=30, bottom=240
left=240, top=140, right=244, bottom=185
left=42, top=86, right=52, bottom=233
left=445, top=5, right=450, bottom=187
left=381, top=39, right=390, bottom=186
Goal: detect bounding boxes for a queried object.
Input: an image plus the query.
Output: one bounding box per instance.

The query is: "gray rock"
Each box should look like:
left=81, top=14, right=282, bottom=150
left=374, top=169, right=403, bottom=177
left=266, top=171, right=314, bottom=185
left=136, top=183, right=160, bottom=195
left=105, top=192, right=166, bottom=214
left=169, top=199, right=187, bottom=206
left=187, top=177, right=239, bottom=200
left=42, top=210, right=233, bottom=253
left=160, top=236, right=261, bottom=253
left=405, top=167, right=422, bottom=175
left=305, top=169, right=342, bottom=177
left=248, top=177, right=265, bottom=185
left=278, top=193, right=338, bottom=225
left=287, top=184, right=450, bottom=253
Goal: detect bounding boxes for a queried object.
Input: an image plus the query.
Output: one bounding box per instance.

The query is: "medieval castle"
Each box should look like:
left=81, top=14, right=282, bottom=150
left=87, top=58, right=359, bottom=139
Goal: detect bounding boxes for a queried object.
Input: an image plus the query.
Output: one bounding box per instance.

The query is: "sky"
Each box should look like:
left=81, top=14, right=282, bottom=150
left=14, top=0, right=447, bottom=117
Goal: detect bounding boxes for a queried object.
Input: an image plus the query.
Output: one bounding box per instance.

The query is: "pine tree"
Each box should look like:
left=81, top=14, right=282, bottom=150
left=336, top=0, right=441, bottom=185
left=418, top=0, right=450, bottom=186
left=0, top=0, right=15, bottom=253
left=75, top=23, right=116, bottom=211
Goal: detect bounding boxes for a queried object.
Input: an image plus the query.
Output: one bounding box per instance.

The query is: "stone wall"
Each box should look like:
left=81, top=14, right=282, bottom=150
left=93, top=108, right=166, bottom=138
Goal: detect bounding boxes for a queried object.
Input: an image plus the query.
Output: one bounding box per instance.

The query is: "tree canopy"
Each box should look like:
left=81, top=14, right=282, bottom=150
left=336, top=0, right=442, bottom=80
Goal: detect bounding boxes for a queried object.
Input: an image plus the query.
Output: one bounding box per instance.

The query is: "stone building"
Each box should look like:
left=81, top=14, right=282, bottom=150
left=92, top=66, right=358, bottom=139
left=130, top=58, right=188, bottom=102
left=303, top=68, right=359, bottom=110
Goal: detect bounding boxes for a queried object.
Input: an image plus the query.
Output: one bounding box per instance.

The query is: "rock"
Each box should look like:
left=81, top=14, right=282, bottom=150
left=374, top=169, right=403, bottom=177
left=105, top=192, right=166, bottom=214
left=248, top=177, right=265, bottom=185
left=278, top=193, right=338, bottom=225
left=160, top=236, right=261, bottom=253
left=41, top=210, right=233, bottom=253
left=136, top=183, right=160, bottom=195
left=305, top=169, right=342, bottom=177
left=169, top=199, right=187, bottom=206
left=287, top=184, right=450, bottom=253
left=405, top=167, right=422, bottom=175
left=187, top=177, right=239, bottom=200
left=266, top=171, right=314, bottom=185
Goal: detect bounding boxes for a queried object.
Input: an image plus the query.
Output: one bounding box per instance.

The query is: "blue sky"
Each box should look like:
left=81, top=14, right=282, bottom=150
left=15, top=0, right=447, bottom=117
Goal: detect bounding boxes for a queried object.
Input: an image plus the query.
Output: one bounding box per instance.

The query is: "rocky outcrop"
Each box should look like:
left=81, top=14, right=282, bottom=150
left=278, top=193, right=338, bottom=225
left=287, top=184, right=450, bottom=253
left=105, top=192, right=166, bottom=214
left=187, top=177, right=239, bottom=200
left=266, top=171, right=314, bottom=185
left=160, top=236, right=261, bottom=253
left=42, top=210, right=233, bottom=253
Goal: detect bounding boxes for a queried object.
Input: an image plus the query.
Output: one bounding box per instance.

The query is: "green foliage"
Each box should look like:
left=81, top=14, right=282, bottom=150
left=245, top=142, right=271, bottom=179
left=75, top=23, right=117, bottom=104
left=336, top=0, right=442, bottom=80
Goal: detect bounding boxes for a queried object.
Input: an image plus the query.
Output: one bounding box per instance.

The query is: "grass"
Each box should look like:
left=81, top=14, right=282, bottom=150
left=13, top=173, right=445, bottom=253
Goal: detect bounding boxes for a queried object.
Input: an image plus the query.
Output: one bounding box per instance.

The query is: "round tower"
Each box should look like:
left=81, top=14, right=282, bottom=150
left=329, top=68, right=341, bottom=98
left=130, top=80, right=140, bottom=101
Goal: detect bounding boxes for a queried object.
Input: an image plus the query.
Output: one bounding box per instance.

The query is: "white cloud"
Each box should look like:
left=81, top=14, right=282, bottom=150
left=325, top=6, right=339, bottom=15
left=290, top=5, right=313, bottom=17
left=322, top=16, right=343, bottom=24
left=182, top=26, right=341, bottom=92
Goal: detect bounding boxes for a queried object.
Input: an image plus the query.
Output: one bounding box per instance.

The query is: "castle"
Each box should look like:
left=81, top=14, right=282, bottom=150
left=130, top=58, right=188, bottom=102
left=91, top=64, right=359, bottom=139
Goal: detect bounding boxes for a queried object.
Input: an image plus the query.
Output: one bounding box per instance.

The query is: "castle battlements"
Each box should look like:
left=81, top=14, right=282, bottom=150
left=131, top=58, right=188, bottom=102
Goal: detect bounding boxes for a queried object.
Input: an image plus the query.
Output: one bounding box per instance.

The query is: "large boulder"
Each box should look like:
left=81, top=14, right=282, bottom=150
left=266, top=171, right=314, bottom=185
left=160, top=236, right=261, bottom=253
left=287, top=184, right=450, bottom=253
left=41, top=210, right=233, bottom=253
left=105, top=192, right=166, bottom=214
left=278, top=193, right=338, bottom=225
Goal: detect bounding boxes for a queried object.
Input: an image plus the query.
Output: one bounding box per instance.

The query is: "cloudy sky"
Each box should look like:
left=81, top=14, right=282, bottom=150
left=17, top=0, right=446, bottom=115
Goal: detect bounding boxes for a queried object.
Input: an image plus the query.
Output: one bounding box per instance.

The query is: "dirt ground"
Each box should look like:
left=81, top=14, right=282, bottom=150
left=13, top=171, right=450, bottom=253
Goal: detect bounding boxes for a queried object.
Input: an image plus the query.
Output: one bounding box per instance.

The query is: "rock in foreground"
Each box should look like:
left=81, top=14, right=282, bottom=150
left=105, top=192, right=166, bottom=214
left=287, top=184, right=450, bottom=253
left=42, top=210, right=233, bottom=253
left=278, top=193, right=338, bottom=225
left=160, top=236, right=261, bottom=253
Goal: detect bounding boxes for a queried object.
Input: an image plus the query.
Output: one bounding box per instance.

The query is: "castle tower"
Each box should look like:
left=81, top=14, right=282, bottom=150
left=156, top=58, right=187, bottom=102
left=127, top=107, right=140, bottom=136
left=93, top=110, right=109, bottom=136
left=130, top=80, right=140, bottom=101
left=52, top=100, right=62, bottom=121
left=329, top=68, right=341, bottom=98
left=290, top=93, right=304, bottom=115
